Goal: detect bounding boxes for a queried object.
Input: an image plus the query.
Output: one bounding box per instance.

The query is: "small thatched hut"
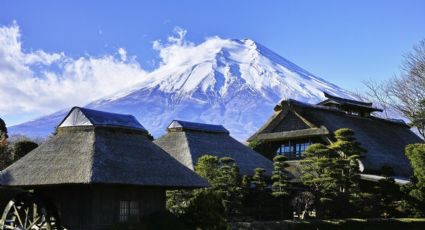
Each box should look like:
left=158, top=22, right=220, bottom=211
left=248, top=92, right=423, bottom=179
left=154, top=120, right=273, bottom=175
left=0, top=107, right=208, bottom=230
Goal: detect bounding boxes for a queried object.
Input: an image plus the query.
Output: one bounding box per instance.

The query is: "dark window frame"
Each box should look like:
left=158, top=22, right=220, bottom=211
left=119, top=200, right=140, bottom=222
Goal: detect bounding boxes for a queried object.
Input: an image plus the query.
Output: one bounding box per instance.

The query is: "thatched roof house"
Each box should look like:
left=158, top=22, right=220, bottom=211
left=0, top=107, right=208, bottom=230
left=154, top=120, right=273, bottom=175
left=248, top=93, right=423, bottom=178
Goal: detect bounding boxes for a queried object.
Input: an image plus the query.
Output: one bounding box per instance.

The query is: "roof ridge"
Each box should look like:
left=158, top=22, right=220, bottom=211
left=323, top=91, right=372, bottom=106
left=168, top=120, right=229, bottom=134
left=286, top=99, right=408, bottom=126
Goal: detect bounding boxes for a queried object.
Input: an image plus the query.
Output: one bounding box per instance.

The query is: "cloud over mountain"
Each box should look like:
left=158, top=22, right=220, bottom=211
left=0, top=22, right=147, bottom=123
left=8, top=24, right=354, bottom=140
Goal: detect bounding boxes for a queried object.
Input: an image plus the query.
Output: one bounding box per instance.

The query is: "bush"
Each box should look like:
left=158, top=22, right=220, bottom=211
left=106, top=211, right=189, bottom=230
left=13, top=140, right=38, bottom=160
left=232, top=218, right=425, bottom=230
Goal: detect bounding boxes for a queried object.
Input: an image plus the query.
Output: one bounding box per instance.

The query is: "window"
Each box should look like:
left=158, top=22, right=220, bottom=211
left=119, top=200, right=140, bottom=222
left=276, top=141, right=310, bottom=160
left=295, top=142, right=310, bottom=158
left=276, top=143, right=294, bottom=158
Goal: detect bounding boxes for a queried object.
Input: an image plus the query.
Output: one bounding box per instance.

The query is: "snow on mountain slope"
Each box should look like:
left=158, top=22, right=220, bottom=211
left=9, top=38, right=355, bottom=141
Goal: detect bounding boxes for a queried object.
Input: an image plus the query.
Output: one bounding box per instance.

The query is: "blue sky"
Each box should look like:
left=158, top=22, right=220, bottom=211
left=1, top=0, right=425, bottom=125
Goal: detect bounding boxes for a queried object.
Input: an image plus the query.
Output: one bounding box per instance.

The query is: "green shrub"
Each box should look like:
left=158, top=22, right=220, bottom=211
left=106, top=211, right=189, bottom=230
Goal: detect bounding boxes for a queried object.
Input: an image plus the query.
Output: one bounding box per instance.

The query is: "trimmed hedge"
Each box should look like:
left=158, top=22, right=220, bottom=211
left=232, top=218, right=425, bottom=230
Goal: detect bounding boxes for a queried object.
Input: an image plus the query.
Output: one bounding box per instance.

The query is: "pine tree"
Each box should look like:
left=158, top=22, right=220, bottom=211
left=301, top=129, right=367, bottom=218
left=329, top=128, right=365, bottom=194
left=271, top=155, right=290, bottom=219
left=251, top=168, right=267, bottom=220
left=215, top=157, right=244, bottom=220
left=299, top=143, right=338, bottom=218
left=194, top=154, right=220, bottom=185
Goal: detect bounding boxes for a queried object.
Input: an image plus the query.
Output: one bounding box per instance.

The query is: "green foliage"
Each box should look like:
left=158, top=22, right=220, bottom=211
left=194, top=155, right=220, bottom=183
left=271, top=155, right=290, bottom=198
left=13, top=140, right=38, bottom=161
left=251, top=167, right=268, bottom=219
left=291, top=191, right=315, bottom=219
left=167, top=155, right=249, bottom=228
left=0, top=147, right=12, bottom=170
left=300, top=143, right=337, bottom=197
left=107, top=211, right=189, bottom=230
left=374, top=177, right=402, bottom=217
left=215, top=157, right=244, bottom=220
left=271, top=155, right=290, bottom=219
left=248, top=138, right=263, bottom=150
left=0, top=118, right=8, bottom=140
left=166, top=189, right=193, bottom=216
left=329, top=128, right=364, bottom=194
left=248, top=138, right=275, bottom=160
left=299, top=129, right=366, bottom=218
left=252, top=168, right=267, bottom=192
left=181, top=189, right=228, bottom=230
left=402, top=144, right=425, bottom=216
left=0, top=118, right=9, bottom=170
left=405, top=144, right=425, bottom=189
left=232, top=218, right=425, bottom=230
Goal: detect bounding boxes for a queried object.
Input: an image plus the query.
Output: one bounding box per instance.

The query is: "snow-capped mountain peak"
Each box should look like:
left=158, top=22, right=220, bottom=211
left=10, top=37, right=354, bottom=140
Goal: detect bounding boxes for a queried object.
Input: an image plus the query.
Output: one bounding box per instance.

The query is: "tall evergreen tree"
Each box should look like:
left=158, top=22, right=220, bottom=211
left=300, top=143, right=338, bottom=217
left=271, top=155, right=290, bottom=219
left=329, top=128, right=365, bottom=194
left=215, top=157, right=244, bottom=220
left=251, top=168, right=267, bottom=220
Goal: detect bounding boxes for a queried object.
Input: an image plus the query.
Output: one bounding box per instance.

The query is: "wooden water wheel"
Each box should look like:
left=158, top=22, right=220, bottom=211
left=0, top=192, right=61, bottom=230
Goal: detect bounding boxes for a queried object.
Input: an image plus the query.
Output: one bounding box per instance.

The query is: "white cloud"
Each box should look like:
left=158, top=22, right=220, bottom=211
left=0, top=22, right=147, bottom=121
left=117, top=47, right=127, bottom=62
left=152, top=26, right=232, bottom=68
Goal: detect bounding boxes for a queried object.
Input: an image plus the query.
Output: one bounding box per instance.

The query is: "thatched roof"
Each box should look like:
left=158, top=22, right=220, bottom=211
left=249, top=99, right=423, bottom=178
left=0, top=109, right=208, bottom=188
left=154, top=120, right=273, bottom=176
left=254, top=127, right=329, bottom=141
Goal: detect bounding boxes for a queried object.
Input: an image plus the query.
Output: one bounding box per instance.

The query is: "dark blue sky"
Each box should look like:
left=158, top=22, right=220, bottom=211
left=2, top=0, right=425, bottom=89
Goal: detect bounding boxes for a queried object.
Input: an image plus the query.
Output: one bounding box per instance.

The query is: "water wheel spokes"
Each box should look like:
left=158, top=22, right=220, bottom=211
left=0, top=193, right=60, bottom=230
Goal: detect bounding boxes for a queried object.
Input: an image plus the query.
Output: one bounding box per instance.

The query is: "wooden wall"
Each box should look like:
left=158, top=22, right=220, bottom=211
left=35, top=185, right=165, bottom=230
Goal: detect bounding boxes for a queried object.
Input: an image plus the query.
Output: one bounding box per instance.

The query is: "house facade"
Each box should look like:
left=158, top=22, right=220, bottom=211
left=0, top=107, right=208, bottom=230
left=248, top=92, right=423, bottom=178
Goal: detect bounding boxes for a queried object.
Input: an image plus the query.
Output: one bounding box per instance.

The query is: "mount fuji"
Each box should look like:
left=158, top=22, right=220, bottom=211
left=9, top=38, right=355, bottom=141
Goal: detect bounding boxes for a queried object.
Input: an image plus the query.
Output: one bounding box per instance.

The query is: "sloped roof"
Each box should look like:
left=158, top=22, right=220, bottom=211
left=0, top=109, right=208, bottom=188
left=249, top=99, right=423, bottom=178
left=168, top=120, right=229, bottom=133
left=318, top=92, right=383, bottom=112
left=155, top=121, right=273, bottom=176
left=254, top=127, right=330, bottom=141
left=58, top=107, right=146, bottom=131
